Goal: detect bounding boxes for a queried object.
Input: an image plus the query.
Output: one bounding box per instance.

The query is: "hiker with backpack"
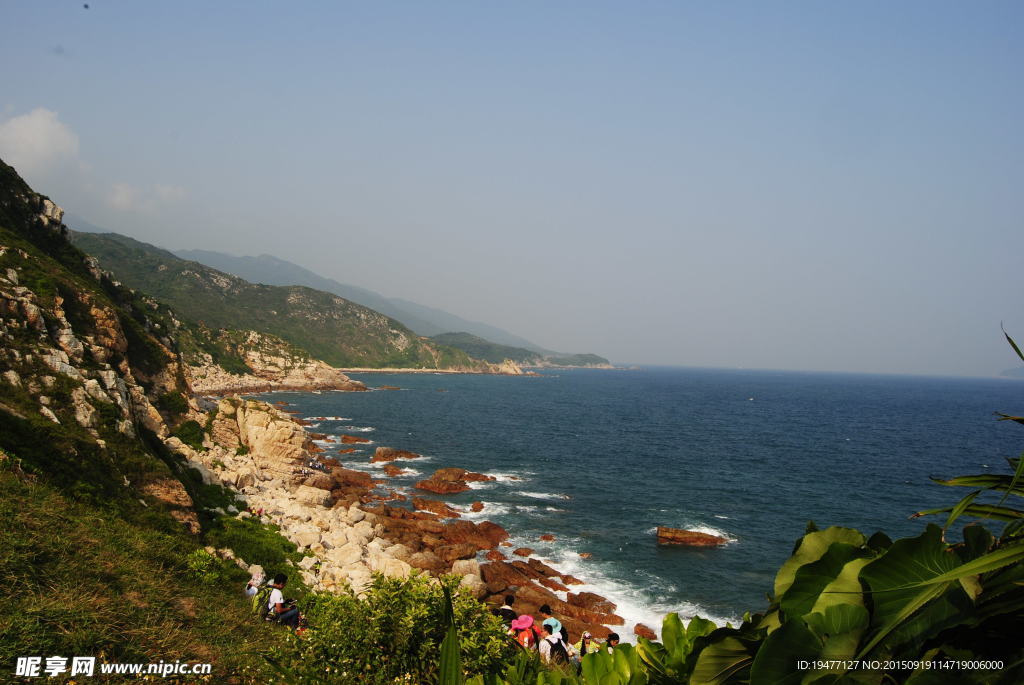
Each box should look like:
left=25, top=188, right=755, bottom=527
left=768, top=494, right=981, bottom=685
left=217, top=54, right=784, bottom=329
left=538, top=604, right=570, bottom=644
left=266, top=573, right=300, bottom=629
left=539, top=618, right=571, bottom=666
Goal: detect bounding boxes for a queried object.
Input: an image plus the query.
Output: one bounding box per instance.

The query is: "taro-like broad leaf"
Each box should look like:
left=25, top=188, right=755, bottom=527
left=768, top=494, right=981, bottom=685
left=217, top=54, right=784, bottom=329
left=857, top=525, right=973, bottom=659
left=780, top=542, right=869, bottom=619
left=775, top=527, right=867, bottom=599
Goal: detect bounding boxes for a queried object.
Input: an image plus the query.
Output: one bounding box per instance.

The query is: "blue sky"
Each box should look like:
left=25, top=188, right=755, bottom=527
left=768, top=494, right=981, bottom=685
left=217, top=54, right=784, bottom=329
left=1, top=1, right=1021, bottom=375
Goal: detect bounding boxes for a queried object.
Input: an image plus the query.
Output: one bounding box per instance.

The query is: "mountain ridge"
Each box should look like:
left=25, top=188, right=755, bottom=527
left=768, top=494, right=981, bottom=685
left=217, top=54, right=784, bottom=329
left=171, top=246, right=552, bottom=352
left=69, top=231, right=516, bottom=375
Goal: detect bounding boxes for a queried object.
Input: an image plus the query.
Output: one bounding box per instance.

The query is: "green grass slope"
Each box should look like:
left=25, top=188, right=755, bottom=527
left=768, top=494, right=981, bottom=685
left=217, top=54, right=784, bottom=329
left=0, top=467, right=278, bottom=681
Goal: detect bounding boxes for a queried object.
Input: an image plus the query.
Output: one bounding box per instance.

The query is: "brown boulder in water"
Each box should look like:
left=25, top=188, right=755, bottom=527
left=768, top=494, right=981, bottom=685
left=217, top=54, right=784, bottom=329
left=656, top=526, right=727, bottom=546
left=416, top=467, right=471, bottom=494
left=372, top=446, right=421, bottom=463
left=470, top=501, right=484, bottom=512
left=634, top=623, right=657, bottom=640
left=382, top=463, right=407, bottom=477
left=341, top=434, right=371, bottom=444
left=568, top=592, right=617, bottom=614
left=513, top=547, right=534, bottom=557
left=412, top=496, right=462, bottom=519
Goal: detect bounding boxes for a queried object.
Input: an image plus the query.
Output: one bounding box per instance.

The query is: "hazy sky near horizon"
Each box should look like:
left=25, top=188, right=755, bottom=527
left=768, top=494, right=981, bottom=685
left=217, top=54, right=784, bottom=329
left=1, top=2, right=1021, bottom=376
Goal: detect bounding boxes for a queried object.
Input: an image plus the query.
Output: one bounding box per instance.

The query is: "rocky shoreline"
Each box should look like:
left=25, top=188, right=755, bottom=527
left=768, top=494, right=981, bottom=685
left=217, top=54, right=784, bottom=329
left=190, top=348, right=524, bottom=395
left=171, top=394, right=639, bottom=642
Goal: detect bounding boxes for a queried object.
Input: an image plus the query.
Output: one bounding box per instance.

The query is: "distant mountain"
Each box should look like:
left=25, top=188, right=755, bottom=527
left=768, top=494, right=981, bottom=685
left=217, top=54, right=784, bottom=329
left=430, top=332, right=544, bottom=365
left=69, top=231, right=496, bottom=371
left=173, top=248, right=550, bottom=352
left=431, top=332, right=611, bottom=368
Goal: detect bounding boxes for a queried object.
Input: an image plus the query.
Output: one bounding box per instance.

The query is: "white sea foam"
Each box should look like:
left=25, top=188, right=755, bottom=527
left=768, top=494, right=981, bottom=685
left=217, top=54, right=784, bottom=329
left=520, top=491, right=571, bottom=500
left=713, top=515, right=730, bottom=519
left=467, top=481, right=496, bottom=490
left=488, top=471, right=532, bottom=483
left=462, top=502, right=512, bottom=521
left=307, top=422, right=321, bottom=428
left=305, top=416, right=352, bottom=422
left=541, top=544, right=741, bottom=641
left=340, top=426, right=376, bottom=432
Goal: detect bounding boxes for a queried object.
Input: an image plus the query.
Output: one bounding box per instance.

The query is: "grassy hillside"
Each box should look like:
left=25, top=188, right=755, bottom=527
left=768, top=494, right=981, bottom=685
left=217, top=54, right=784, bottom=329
left=70, top=231, right=487, bottom=370
left=0, top=466, right=279, bottom=681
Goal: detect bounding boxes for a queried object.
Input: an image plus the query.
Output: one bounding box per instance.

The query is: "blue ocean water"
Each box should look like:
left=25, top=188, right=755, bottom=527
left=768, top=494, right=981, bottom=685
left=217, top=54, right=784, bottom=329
left=266, top=367, right=1023, bottom=633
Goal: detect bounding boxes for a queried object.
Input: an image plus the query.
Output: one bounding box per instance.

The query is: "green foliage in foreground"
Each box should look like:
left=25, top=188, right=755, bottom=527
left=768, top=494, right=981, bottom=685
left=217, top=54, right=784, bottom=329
left=266, top=574, right=516, bottom=684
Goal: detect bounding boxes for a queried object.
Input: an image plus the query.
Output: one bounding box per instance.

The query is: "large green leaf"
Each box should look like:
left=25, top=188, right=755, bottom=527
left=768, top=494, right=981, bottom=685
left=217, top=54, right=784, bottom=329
left=857, top=525, right=970, bottom=658
left=913, top=503, right=1024, bottom=523
left=810, top=558, right=872, bottom=615
left=748, top=618, right=822, bottom=685
left=931, top=473, right=1024, bottom=497
left=780, top=543, right=867, bottom=619
left=636, top=613, right=715, bottom=682
left=689, top=635, right=758, bottom=685
left=916, top=540, right=1024, bottom=584
left=805, top=604, right=870, bottom=664
left=1002, top=325, right=1024, bottom=362
left=439, top=585, right=463, bottom=685
left=775, top=528, right=867, bottom=599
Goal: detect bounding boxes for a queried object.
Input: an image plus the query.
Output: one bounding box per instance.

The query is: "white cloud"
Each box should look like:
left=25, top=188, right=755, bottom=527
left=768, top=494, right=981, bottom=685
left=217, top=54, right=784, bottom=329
left=0, top=108, right=80, bottom=178
left=0, top=106, right=187, bottom=216
left=107, top=182, right=187, bottom=212
left=108, top=182, right=136, bottom=211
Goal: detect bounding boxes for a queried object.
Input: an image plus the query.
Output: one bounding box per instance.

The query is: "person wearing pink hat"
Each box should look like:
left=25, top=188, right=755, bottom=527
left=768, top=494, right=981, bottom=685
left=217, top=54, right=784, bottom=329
left=511, top=614, right=539, bottom=650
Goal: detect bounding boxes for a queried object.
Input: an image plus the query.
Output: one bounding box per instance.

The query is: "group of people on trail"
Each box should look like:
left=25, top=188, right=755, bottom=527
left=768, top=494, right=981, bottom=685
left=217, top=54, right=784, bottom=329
left=496, top=595, right=620, bottom=668
left=246, top=578, right=622, bottom=664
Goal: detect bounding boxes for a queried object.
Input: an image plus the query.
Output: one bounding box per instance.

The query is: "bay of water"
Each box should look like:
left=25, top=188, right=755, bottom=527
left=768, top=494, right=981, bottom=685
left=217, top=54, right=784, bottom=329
left=264, top=367, right=1023, bottom=634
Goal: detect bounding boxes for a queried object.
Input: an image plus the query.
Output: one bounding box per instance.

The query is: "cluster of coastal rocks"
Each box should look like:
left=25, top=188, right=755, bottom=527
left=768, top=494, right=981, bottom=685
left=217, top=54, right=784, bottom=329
left=163, top=397, right=498, bottom=600
left=188, top=331, right=368, bottom=395
left=167, top=395, right=638, bottom=640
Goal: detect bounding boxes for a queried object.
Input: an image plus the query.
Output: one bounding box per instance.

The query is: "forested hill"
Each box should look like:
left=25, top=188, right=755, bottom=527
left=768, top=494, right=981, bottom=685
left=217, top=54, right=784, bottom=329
left=70, top=231, right=493, bottom=371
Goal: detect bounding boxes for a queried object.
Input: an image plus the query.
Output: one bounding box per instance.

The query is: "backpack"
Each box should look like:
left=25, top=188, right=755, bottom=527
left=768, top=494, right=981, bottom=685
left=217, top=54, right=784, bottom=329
left=547, top=636, right=569, bottom=665
left=250, top=585, right=273, bottom=620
